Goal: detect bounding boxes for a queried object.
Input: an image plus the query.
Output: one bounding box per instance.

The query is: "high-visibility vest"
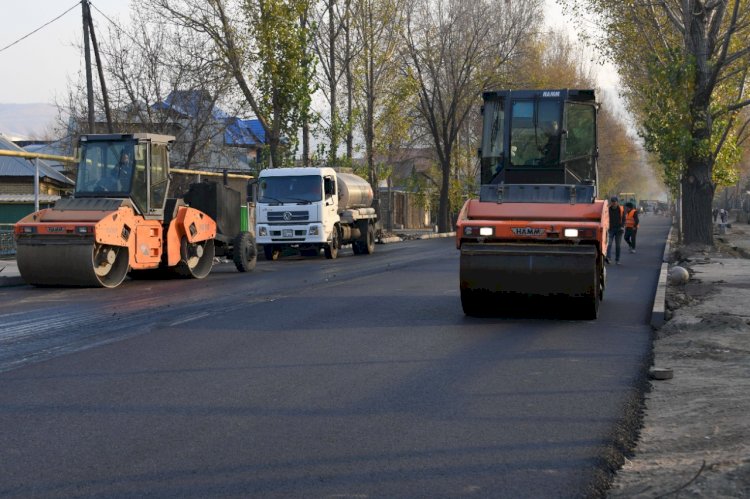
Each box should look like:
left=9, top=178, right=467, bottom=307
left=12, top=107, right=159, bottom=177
left=625, top=209, right=638, bottom=228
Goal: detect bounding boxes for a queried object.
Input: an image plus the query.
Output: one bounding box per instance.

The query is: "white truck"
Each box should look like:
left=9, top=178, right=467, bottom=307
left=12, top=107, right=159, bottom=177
left=255, top=167, right=379, bottom=260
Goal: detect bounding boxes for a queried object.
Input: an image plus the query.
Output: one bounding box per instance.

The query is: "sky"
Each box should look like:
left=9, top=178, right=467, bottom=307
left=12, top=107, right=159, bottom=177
left=0, top=0, right=130, bottom=104
left=0, top=0, right=621, bottom=105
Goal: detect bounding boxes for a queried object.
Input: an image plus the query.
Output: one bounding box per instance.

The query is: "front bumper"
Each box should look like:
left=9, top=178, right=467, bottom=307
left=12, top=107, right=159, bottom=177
left=256, top=223, right=328, bottom=244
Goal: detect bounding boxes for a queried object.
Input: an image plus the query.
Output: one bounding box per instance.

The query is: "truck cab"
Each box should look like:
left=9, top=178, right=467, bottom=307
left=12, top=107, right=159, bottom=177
left=255, top=167, right=377, bottom=260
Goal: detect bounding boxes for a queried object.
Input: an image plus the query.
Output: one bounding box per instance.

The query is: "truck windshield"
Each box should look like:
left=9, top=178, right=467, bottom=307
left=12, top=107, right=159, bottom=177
left=76, top=140, right=136, bottom=196
left=510, top=100, right=561, bottom=167
left=259, top=175, right=323, bottom=204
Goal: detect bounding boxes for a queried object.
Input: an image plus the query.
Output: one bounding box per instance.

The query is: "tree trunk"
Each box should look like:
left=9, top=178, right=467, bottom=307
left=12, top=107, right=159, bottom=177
left=682, top=156, right=715, bottom=245
left=344, top=2, right=353, bottom=162
left=328, top=0, right=338, bottom=167
left=438, top=158, right=451, bottom=232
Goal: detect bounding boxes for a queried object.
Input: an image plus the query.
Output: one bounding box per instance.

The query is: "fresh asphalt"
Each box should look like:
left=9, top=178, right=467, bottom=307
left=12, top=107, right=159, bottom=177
left=0, top=216, right=671, bottom=498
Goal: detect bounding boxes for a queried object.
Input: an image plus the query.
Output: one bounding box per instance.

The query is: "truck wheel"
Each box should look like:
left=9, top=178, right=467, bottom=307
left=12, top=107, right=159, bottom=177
left=233, top=232, right=257, bottom=272
left=264, top=244, right=281, bottom=261
left=324, top=227, right=339, bottom=259
left=362, top=223, right=375, bottom=254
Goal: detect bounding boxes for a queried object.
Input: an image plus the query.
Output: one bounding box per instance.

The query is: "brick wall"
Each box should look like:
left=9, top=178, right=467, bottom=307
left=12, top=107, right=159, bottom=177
left=0, top=181, right=66, bottom=196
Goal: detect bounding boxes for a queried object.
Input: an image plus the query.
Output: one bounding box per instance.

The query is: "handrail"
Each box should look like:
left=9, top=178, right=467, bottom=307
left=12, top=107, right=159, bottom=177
left=0, top=150, right=254, bottom=180
left=171, top=168, right=254, bottom=180
left=0, top=149, right=77, bottom=163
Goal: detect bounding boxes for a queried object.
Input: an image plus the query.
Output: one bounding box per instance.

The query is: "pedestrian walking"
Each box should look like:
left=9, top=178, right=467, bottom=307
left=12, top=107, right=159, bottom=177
left=606, top=196, right=626, bottom=265
left=713, top=207, right=719, bottom=223
left=720, top=208, right=728, bottom=224
left=624, top=201, right=640, bottom=253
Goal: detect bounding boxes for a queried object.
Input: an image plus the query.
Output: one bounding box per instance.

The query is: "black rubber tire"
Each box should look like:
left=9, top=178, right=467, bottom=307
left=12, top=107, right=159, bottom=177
left=324, top=227, right=339, bottom=259
left=362, top=223, right=375, bottom=254
left=233, top=232, right=257, bottom=272
left=352, top=241, right=362, bottom=255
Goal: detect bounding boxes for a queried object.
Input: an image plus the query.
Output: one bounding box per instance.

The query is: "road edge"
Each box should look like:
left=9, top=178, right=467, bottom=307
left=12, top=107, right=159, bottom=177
left=650, top=225, right=673, bottom=329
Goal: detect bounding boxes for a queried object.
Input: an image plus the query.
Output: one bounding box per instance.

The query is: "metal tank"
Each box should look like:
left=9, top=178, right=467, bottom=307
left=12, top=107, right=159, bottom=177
left=337, top=172, right=373, bottom=210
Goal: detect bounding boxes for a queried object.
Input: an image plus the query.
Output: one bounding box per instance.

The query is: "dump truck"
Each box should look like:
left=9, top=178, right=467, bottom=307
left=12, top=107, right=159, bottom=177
left=456, top=89, right=607, bottom=318
left=14, top=133, right=256, bottom=287
left=255, top=167, right=378, bottom=260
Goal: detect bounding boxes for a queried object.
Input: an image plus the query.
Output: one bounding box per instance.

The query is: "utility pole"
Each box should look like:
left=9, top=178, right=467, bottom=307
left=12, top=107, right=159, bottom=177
left=82, top=0, right=95, bottom=133
left=84, top=0, right=113, bottom=133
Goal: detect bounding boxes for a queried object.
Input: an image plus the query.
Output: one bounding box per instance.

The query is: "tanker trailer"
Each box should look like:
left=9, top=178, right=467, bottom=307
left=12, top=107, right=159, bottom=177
left=456, top=89, right=607, bottom=319
left=255, top=167, right=378, bottom=260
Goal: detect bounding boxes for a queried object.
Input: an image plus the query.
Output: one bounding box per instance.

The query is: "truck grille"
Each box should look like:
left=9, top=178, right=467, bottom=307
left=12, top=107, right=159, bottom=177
left=270, top=229, right=308, bottom=237
left=267, top=211, right=309, bottom=222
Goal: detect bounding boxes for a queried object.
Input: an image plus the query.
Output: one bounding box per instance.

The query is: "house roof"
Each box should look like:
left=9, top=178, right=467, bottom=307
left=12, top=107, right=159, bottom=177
left=0, top=194, right=62, bottom=203
left=152, top=90, right=229, bottom=121
left=225, top=118, right=266, bottom=147
left=0, top=135, right=74, bottom=185
left=23, top=142, right=70, bottom=172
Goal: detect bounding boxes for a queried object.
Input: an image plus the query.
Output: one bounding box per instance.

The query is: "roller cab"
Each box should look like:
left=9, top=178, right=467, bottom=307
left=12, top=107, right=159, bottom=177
left=14, top=133, right=216, bottom=288
left=457, top=90, right=606, bottom=318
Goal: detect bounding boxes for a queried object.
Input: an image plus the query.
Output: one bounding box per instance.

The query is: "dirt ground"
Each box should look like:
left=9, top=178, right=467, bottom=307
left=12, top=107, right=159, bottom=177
left=608, top=222, right=750, bottom=498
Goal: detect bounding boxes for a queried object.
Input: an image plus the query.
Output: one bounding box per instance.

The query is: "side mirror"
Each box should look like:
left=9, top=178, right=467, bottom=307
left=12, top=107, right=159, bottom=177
left=324, top=177, right=336, bottom=196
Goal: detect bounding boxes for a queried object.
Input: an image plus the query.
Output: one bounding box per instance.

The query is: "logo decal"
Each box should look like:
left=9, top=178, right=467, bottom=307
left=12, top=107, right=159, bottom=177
left=511, top=227, right=546, bottom=236
left=283, top=211, right=292, bottom=221
left=47, top=226, right=65, bottom=233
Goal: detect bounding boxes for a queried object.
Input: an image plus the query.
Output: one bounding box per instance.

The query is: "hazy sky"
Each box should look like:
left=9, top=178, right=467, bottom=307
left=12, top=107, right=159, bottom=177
left=0, top=0, right=618, bottom=104
left=0, top=0, right=131, bottom=104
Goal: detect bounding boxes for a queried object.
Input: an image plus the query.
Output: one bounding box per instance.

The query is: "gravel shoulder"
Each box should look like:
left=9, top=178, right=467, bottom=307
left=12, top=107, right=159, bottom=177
left=608, top=222, right=750, bottom=498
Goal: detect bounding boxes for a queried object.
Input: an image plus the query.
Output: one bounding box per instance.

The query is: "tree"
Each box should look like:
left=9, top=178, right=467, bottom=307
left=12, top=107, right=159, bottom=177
left=350, top=0, right=408, bottom=195
left=151, top=0, right=314, bottom=168
left=312, top=0, right=349, bottom=167
left=562, top=0, right=750, bottom=244
left=247, top=0, right=316, bottom=166
left=57, top=6, right=245, bottom=174
left=403, top=0, right=541, bottom=232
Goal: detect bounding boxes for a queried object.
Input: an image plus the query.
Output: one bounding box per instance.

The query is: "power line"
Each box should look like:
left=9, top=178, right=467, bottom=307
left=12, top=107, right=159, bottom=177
left=0, top=1, right=82, bottom=55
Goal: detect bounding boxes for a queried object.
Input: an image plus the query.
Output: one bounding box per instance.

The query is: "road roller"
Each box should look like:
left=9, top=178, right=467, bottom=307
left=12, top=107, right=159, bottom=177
left=14, top=133, right=217, bottom=288
left=456, top=89, right=608, bottom=318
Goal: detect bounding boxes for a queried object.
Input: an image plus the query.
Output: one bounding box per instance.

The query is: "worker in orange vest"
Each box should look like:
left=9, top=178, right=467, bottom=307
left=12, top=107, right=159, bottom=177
left=624, top=201, right=640, bottom=253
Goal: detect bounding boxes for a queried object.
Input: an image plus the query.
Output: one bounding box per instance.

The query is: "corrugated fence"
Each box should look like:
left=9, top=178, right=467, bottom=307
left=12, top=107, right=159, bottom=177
left=0, top=224, right=15, bottom=257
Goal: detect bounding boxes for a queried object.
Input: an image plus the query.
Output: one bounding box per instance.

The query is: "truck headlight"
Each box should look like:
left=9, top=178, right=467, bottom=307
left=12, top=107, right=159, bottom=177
left=479, top=227, right=494, bottom=236
left=308, top=225, right=319, bottom=236
left=564, top=228, right=579, bottom=238
left=259, top=226, right=268, bottom=237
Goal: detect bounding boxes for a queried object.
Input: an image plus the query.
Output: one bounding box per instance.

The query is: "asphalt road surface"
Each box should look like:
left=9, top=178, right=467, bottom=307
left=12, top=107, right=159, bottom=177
left=0, top=215, right=671, bottom=498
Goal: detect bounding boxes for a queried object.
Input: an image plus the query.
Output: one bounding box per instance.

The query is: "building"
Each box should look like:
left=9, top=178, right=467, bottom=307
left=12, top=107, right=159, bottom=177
left=0, top=134, right=74, bottom=224
left=377, top=148, right=436, bottom=230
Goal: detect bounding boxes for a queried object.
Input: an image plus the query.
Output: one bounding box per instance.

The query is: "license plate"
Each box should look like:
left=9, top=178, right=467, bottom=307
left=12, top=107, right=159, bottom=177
left=282, top=229, right=294, bottom=237
left=511, top=227, right=546, bottom=236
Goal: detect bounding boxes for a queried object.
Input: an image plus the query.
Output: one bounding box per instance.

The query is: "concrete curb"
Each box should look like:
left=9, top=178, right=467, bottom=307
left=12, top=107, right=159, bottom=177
left=379, top=236, right=403, bottom=244
left=650, top=226, right=673, bottom=329
left=0, top=276, right=25, bottom=288
left=379, top=231, right=456, bottom=245
left=0, top=260, right=25, bottom=288
left=414, top=231, right=456, bottom=240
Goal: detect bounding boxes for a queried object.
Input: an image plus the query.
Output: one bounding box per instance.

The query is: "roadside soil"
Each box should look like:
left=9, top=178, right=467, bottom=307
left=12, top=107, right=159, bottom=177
left=608, top=221, right=750, bottom=498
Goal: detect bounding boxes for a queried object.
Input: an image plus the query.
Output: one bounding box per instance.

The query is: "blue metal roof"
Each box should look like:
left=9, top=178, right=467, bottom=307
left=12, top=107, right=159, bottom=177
left=0, top=135, right=74, bottom=185
left=152, top=90, right=230, bottom=121
left=224, top=118, right=266, bottom=147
